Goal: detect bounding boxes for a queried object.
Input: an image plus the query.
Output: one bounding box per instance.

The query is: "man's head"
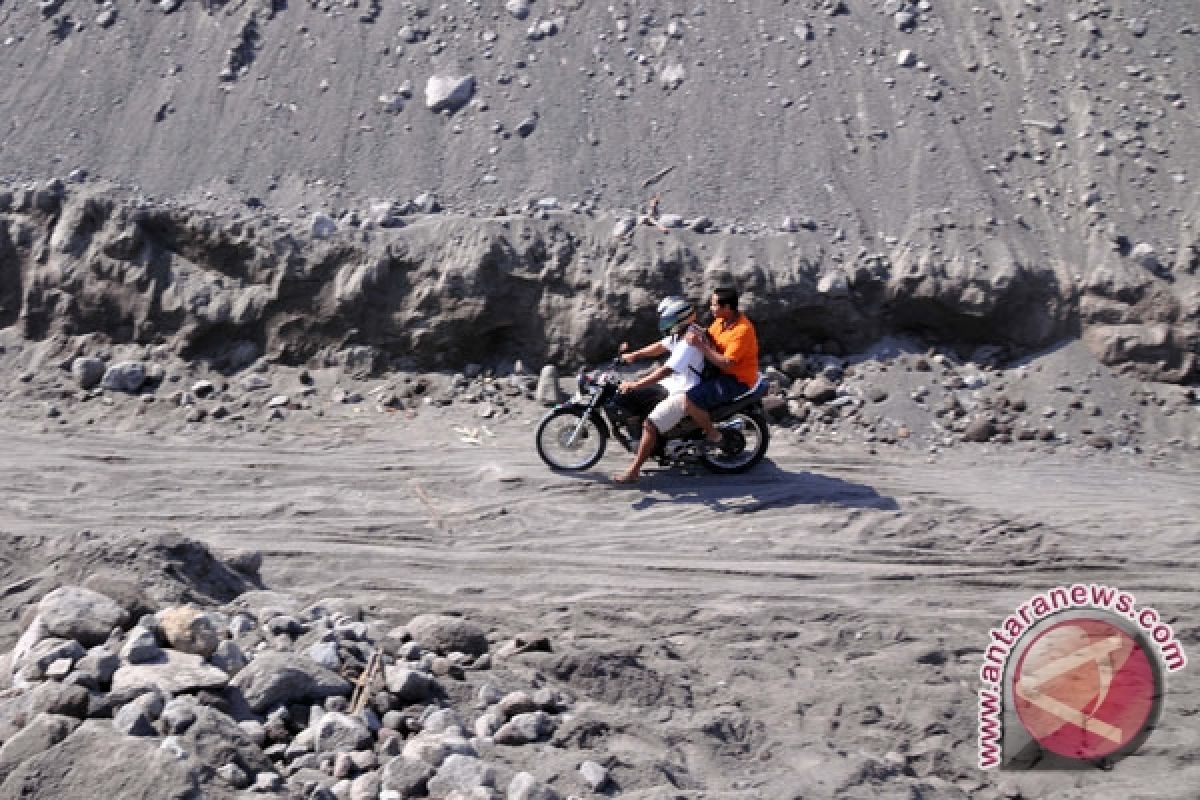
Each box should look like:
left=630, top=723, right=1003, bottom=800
left=709, top=287, right=739, bottom=321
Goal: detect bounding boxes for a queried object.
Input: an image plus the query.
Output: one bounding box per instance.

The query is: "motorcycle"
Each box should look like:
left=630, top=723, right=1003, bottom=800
left=535, top=355, right=771, bottom=475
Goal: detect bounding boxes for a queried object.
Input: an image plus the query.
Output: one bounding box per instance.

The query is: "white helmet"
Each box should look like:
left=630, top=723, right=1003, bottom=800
left=657, top=296, right=694, bottom=334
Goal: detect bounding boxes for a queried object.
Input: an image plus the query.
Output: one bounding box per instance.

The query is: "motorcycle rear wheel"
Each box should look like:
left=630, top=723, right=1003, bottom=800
left=700, top=411, right=769, bottom=474
left=536, top=408, right=607, bottom=471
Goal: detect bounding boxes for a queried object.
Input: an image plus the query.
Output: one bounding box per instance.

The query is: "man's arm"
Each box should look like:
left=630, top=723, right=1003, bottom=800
left=620, top=365, right=672, bottom=392
left=685, top=327, right=733, bottom=370
left=621, top=341, right=668, bottom=364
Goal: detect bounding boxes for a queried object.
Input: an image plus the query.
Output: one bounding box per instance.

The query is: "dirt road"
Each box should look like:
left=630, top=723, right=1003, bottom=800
left=1, top=414, right=1196, bottom=797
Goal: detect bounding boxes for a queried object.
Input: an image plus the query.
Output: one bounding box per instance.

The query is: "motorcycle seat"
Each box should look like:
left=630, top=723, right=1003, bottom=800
left=711, top=375, right=768, bottom=416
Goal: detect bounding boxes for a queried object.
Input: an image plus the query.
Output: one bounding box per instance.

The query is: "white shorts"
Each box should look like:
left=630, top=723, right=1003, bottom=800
left=647, top=392, right=688, bottom=433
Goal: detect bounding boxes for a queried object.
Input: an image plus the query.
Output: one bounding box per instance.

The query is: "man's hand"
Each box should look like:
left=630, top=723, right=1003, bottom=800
left=618, top=380, right=637, bottom=393
left=620, top=352, right=636, bottom=365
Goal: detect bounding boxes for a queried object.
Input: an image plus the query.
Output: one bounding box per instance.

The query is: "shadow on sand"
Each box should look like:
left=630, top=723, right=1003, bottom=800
left=581, top=458, right=900, bottom=513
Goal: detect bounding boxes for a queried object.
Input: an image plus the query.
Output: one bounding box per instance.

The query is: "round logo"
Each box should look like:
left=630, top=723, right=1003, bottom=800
left=1012, top=614, right=1162, bottom=762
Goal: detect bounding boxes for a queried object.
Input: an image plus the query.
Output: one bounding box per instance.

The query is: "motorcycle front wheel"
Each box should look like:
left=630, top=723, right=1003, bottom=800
left=535, top=408, right=607, bottom=471
left=700, top=411, right=769, bottom=474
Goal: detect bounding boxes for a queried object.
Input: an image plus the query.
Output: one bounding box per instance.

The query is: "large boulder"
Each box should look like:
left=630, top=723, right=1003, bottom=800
left=110, top=650, right=230, bottom=695
left=380, top=756, right=434, bottom=796
left=400, top=614, right=489, bottom=657
left=37, top=587, right=129, bottom=646
left=171, top=702, right=275, bottom=779
left=0, top=713, right=80, bottom=786
left=0, top=720, right=209, bottom=799
left=426, top=754, right=495, bottom=798
left=312, top=712, right=373, bottom=753
left=13, top=638, right=85, bottom=682
left=229, top=651, right=351, bottom=713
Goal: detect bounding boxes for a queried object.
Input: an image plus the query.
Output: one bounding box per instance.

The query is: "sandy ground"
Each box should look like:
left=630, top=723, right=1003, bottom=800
left=1, top=399, right=1196, bottom=798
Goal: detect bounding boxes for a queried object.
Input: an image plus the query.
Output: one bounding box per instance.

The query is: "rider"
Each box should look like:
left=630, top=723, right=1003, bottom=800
left=684, top=287, right=760, bottom=446
left=611, top=297, right=706, bottom=484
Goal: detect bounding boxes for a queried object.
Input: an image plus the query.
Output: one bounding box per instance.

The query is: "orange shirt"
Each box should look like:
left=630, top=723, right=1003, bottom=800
left=708, top=314, right=759, bottom=387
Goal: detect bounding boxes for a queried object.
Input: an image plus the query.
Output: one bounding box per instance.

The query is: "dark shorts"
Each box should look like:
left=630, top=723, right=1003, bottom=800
left=686, top=374, right=749, bottom=411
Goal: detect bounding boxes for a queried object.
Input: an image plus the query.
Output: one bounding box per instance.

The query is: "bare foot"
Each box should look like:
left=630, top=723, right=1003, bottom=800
left=611, top=470, right=641, bottom=485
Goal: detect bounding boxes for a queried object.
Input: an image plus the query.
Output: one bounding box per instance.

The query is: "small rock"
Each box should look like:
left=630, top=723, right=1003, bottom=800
left=579, top=760, right=608, bottom=791
left=240, top=374, right=271, bottom=392
left=962, top=416, right=995, bottom=443
left=253, top=772, right=283, bottom=792
left=74, top=646, right=120, bottom=687
left=493, top=711, right=554, bottom=745
left=101, top=362, right=147, bottom=393
left=308, top=642, right=341, bottom=671
left=505, top=0, right=530, bottom=20
left=120, top=626, right=163, bottom=664
left=227, top=549, right=263, bottom=576
left=211, top=639, right=249, bottom=676
left=158, top=607, right=220, bottom=658
left=191, top=380, right=216, bottom=398
left=474, top=710, right=504, bottom=738
left=612, top=216, right=636, bottom=238
left=113, top=692, right=164, bottom=737
left=515, top=114, right=538, bottom=137
left=508, top=771, right=561, bottom=800
left=384, top=666, right=438, bottom=704
left=312, top=213, right=338, bottom=239
left=535, top=366, right=562, bottom=406
left=802, top=376, right=838, bottom=404
left=72, top=357, right=106, bottom=390
left=160, top=699, right=198, bottom=735
left=217, top=762, right=250, bottom=789
left=1131, top=242, right=1160, bottom=271
left=422, top=709, right=465, bottom=735
left=426, top=754, right=495, bottom=797
left=425, top=75, right=476, bottom=113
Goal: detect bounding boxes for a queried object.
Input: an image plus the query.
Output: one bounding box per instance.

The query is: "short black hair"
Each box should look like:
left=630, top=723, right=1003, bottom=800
left=712, top=287, right=739, bottom=312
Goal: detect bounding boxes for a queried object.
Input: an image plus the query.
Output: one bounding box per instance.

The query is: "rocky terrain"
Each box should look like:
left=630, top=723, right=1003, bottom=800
left=0, top=570, right=611, bottom=800
left=0, top=1, right=1198, bottom=799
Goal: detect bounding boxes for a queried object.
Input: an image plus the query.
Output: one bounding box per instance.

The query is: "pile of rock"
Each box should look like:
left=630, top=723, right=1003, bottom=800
left=0, top=586, right=596, bottom=799
left=754, top=348, right=1184, bottom=453
left=50, top=348, right=552, bottom=427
